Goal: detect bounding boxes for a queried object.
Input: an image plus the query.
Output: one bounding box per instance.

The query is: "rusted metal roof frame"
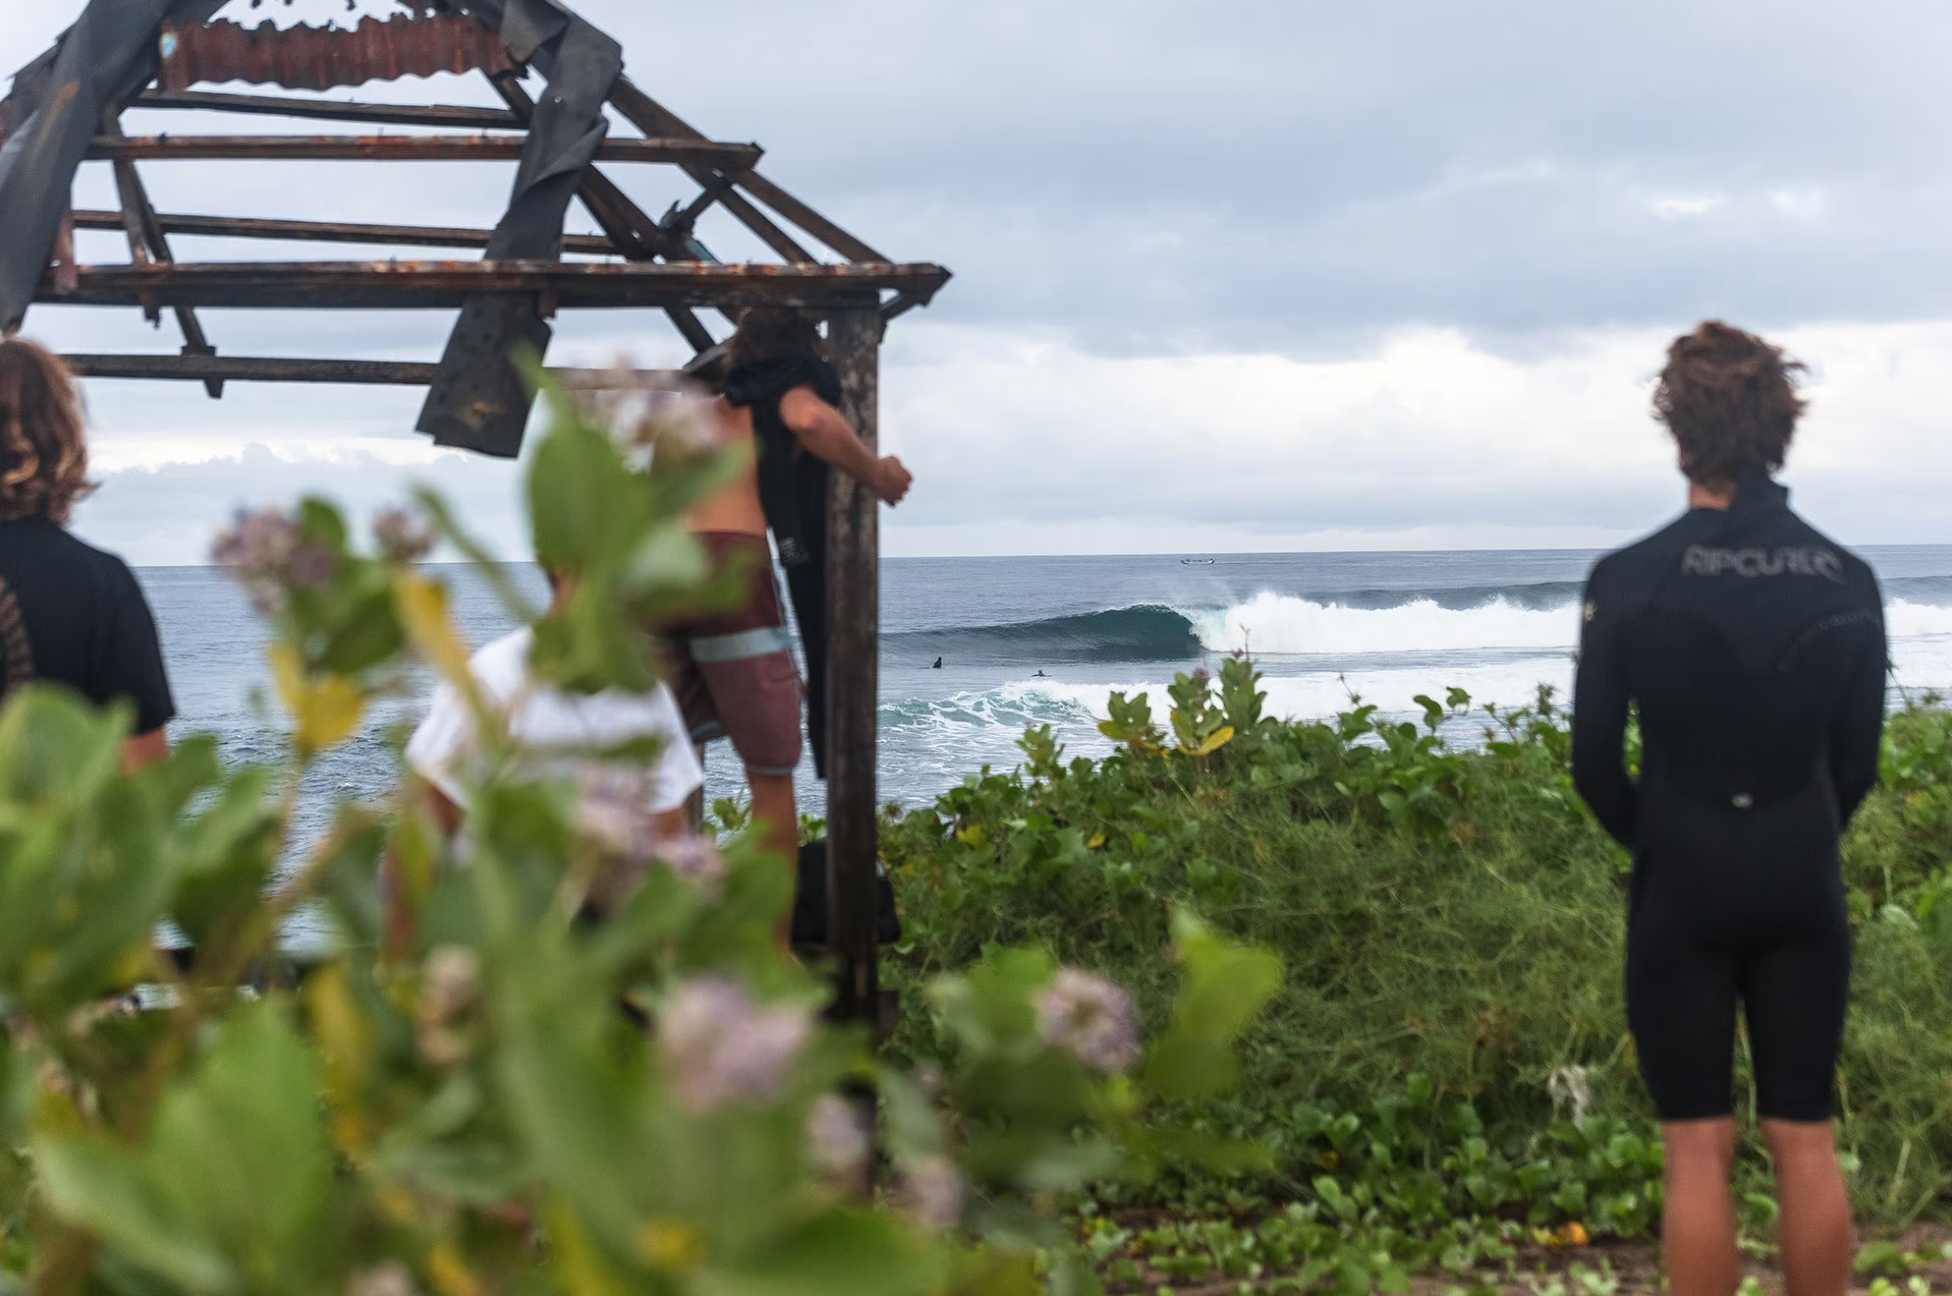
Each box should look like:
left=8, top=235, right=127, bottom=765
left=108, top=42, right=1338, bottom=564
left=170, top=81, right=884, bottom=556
left=1, top=0, right=950, bottom=459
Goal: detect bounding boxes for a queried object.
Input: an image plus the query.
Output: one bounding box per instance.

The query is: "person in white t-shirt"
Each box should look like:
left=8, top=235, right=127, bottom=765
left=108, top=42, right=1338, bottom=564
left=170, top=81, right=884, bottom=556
left=387, top=592, right=704, bottom=951
left=404, top=626, right=703, bottom=827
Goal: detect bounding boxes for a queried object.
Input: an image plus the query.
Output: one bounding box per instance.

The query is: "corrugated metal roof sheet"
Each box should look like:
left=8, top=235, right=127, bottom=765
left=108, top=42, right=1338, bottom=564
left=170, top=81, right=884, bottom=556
left=154, top=14, right=516, bottom=92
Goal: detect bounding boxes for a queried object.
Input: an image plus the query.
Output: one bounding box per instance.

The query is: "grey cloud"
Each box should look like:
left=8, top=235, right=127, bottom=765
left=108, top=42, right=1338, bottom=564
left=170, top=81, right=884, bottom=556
left=74, top=444, right=528, bottom=565
left=12, top=0, right=1949, bottom=360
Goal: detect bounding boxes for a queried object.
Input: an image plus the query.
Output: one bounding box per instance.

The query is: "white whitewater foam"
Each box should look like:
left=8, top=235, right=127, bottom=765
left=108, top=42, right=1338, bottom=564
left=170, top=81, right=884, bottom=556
left=1174, top=593, right=1952, bottom=664
left=1183, top=592, right=1580, bottom=657
left=1888, top=599, right=1952, bottom=639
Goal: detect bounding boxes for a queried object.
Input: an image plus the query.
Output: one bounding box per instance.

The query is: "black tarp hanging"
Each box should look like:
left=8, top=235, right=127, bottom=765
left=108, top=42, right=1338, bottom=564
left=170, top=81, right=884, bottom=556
left=414, top=0, right=622, bottom=457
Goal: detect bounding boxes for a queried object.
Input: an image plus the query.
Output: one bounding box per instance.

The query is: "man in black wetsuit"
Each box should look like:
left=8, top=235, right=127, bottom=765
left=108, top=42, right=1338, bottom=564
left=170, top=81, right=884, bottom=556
left=1573, top=322, right=1885, bottom=1296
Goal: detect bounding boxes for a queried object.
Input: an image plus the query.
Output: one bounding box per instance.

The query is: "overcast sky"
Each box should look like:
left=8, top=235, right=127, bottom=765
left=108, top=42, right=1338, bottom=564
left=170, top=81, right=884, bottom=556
left=8, top=0, right=1952, bottom=562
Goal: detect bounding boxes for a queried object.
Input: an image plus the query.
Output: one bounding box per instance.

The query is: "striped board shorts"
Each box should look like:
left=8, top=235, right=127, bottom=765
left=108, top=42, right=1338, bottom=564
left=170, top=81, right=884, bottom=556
left=661, top=532, right=804, bottom=777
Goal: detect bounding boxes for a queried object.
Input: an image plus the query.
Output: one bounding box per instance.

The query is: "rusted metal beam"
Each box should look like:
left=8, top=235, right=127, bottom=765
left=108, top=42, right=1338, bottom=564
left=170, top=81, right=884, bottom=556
left=102, top=112, right=222, bottom=397
left=70, top=209, right=618, bottom=256
left=132, top=89, right=523, bottom=131
left=40, top=260, right=945, bottom=312
left=61, top=354, right=685, bottom=387
left=153, top=15, right=516, bottom=94
left=610, top=77, right=888, bottom=266
left=87, top=134, right=763, bottom=169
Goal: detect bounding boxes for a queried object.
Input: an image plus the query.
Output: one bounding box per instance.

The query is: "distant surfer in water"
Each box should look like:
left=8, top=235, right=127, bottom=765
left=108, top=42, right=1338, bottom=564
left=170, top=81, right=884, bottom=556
left=932, top=656, right=942, bottom=669
left=1032, top=669, right=1049, bottom=678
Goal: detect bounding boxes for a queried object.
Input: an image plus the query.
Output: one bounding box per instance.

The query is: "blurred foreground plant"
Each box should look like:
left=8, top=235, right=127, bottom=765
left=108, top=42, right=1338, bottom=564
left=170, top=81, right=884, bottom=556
left=0, top=376, right=1281, bottom=1296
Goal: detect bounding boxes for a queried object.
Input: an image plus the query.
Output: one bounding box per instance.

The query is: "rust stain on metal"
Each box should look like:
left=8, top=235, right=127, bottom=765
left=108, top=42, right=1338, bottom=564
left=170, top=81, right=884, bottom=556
left=155, top=15, right=516, bottom=94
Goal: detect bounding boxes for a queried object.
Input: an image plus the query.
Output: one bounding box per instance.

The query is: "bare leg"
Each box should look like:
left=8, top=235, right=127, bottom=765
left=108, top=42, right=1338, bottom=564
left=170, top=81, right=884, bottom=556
left=1661, top=1117, right=1740, bottom=1296
left=1762, top=1119, right=1852, bottom=1296
left=747, top=770, right=799, bottom=947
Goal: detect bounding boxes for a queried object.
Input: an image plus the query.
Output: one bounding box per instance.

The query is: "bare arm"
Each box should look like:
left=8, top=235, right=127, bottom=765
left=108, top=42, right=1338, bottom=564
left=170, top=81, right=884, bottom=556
left=778, top=386, right=912, bottom=505
left=121, top=728, right=169, bottom=774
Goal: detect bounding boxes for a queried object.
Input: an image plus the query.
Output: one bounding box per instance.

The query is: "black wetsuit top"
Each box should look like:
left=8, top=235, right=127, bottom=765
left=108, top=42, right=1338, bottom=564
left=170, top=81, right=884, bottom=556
left=0, top=518, right=175, bottom=732
left=1571, top=470, right=1885, bottom=1121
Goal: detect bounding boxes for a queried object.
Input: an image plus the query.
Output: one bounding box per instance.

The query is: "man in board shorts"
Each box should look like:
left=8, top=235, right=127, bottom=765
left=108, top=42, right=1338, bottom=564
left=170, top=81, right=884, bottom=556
left=667, top=308, right=912, bottom=907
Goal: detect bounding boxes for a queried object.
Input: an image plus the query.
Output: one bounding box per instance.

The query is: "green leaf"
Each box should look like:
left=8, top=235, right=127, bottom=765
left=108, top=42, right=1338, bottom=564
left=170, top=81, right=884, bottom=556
left=170, top=766, right=280, bottom=950
left=38, top=1003, right=337, bottom=1295
left=34, top=1135, right=237, bottom=1295
left=528, top=417, right=651, bottom=573
left=702, top=1211, right=934, bottom=1296
left=1142, top=913, right=1282, bottom=1101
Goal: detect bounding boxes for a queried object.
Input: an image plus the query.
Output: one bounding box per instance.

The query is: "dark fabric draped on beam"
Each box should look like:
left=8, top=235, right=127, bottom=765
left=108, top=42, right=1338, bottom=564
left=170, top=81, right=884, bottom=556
left=415, top=0, right=624, bottom=458
left=0, top=0, right=224, bottom=332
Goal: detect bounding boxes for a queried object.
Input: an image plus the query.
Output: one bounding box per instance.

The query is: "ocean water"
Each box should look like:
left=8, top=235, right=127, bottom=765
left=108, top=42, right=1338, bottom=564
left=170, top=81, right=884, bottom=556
left=140, top=545, right=1952, bottom=843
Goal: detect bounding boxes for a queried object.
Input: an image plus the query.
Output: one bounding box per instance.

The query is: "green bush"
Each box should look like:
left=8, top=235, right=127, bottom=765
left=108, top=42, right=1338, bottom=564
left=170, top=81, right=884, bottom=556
left=0, top=379, right=1283, bottom=1296
left=882, top=659, right=1952, bottom=1246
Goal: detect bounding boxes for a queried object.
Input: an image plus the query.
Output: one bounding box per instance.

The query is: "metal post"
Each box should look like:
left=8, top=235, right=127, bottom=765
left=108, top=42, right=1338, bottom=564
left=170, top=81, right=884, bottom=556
left=825, top=305, right=882, bottom=1030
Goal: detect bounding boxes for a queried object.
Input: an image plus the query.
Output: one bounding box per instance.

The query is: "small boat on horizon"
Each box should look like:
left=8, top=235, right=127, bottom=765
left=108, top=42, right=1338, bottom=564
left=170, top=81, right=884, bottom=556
left=1180, top=557, right=1216, bottom=566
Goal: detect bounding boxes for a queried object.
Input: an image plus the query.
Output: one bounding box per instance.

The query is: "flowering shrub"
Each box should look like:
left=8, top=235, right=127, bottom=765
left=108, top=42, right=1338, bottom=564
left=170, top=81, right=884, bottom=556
left=0, top=379, right=1282, bottom=1295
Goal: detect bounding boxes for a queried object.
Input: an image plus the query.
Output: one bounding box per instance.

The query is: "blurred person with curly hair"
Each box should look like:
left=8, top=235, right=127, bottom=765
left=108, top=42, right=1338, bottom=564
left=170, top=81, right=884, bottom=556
left=1572, top=322, right=1886, bottom=1296
left=0, top=338, right=173, bottom=770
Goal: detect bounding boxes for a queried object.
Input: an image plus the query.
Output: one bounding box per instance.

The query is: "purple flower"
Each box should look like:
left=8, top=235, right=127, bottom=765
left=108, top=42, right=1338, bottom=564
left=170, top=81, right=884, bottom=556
left=211, top=508, right=301, bottom=612
left=290, top=542, right=337, bottom=591
left=1036, top=968, right=1140, bottom=1075
left=348, top=1264, right=416, bottom=1296
left=891, top=1154, right=964, bottom=1228
left=805, top=1093, right=870, bottom=1183
left=373, top=507, right=436, bottom=564
left=660, top=977, right=812, bottom=1113
left=416, top=946, right=481, bottom=1067
left=657, top=834, right=726, bottom=888
left=575, top=781, right=725, bottom=909
left=573, top=780, right=660, bottom=867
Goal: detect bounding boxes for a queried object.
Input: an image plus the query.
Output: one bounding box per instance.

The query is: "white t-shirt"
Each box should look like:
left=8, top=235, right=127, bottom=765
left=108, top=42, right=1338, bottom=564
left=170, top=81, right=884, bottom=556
left=405, top=629, right=704, bottom=814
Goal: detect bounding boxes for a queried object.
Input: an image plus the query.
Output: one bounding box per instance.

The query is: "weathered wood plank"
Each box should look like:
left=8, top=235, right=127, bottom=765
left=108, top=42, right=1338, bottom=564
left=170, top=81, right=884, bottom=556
left=132, top=89, right=522, bottom=130
left=102, top=112, right=222, bottom=396
left=69, top=209, right=619, bottom=256
left=483, top=71, right=719, bottom=354
left=825, top=307, right=883, bottom=1030
left=37, top=261, right=939, bottom=312
left=86, top=134, right=762, bottom=169
left=608, top=78, right=872, bottom=264
left=62, top=354, right=687, bottom=386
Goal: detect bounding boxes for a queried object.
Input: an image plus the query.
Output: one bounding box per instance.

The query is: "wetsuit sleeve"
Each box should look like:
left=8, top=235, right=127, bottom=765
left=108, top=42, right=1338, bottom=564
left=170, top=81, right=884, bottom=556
left=97, top=564, right=176, bottom=735
left=1828, top=598, right=1888, bottom=828
left=1571, top=564, right=1636, bottom=847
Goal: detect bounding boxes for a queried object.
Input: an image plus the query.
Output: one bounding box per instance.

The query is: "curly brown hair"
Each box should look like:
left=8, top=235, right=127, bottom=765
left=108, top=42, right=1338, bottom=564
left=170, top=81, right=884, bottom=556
left=1652, top=321, right=1807, bottom=487
left=0, top=340, right=92, bottom=525
left=725, top=306, right=823, bottom=370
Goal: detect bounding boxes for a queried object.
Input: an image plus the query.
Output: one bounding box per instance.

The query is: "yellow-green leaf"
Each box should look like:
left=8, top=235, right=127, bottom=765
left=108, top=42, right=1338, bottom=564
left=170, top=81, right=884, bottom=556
left=1181, top=725, right=1236, bottom=757
left=268, top=645, right=364, bottom=754
left=394, top=572, right=474, bottom=686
